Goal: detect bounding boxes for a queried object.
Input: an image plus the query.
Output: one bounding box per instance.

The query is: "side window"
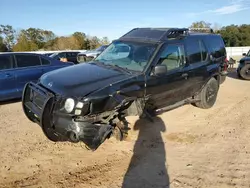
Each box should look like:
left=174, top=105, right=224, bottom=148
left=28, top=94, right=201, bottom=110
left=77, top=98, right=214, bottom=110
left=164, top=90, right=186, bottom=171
left=186, top=40, right=202, bottom=63
left=199, top=40, right=208, bottom=61
left=208, top=36, right=226, bottom=58
left=158, top=44, right=185, bottom=71
left=66, top=52, right=72, bottom=57
left=0, top=55, right=13, bottom=70
left=15, top=55, right=41, bottom=68
left=58, top=53, right=66, bottom=58
left=41, top=57, right=50, bottom=65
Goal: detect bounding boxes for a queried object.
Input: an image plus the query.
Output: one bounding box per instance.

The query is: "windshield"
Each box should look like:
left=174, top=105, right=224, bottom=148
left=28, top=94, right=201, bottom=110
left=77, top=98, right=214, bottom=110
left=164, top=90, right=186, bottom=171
left=95, top=45, right=107, bottom=52
left=94, top=41, right=156, bottom=72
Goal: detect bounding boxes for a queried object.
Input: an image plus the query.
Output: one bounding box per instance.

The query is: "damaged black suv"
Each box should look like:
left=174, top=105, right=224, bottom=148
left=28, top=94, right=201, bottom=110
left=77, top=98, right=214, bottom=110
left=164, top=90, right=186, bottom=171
left=22, top=27, right=228, bottom=151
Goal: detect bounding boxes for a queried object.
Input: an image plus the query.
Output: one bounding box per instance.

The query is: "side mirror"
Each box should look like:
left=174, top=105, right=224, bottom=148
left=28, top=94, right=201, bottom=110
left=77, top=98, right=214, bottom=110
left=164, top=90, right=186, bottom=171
left=151, top=65, right=167, bottom=76
left=243, top=53, right=246, bottom=56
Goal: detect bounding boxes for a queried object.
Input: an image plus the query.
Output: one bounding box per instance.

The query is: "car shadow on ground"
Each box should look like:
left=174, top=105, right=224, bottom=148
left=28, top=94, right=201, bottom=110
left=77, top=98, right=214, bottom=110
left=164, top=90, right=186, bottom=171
left=121, top=116, right=170, bottom=188
left=0, top=98, right=21, bottom=106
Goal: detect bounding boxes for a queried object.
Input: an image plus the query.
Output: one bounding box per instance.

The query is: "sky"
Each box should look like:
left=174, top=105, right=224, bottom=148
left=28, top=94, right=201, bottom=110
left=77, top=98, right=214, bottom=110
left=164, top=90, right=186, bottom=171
left=0, top=0, right=250, bottom=41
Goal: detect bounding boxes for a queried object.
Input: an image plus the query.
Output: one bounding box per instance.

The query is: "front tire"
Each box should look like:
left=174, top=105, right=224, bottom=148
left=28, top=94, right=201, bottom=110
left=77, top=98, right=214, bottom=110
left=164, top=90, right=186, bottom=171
left=239, top=64, right=250, bottom=80
left=194, top=77, right=219, bottom=109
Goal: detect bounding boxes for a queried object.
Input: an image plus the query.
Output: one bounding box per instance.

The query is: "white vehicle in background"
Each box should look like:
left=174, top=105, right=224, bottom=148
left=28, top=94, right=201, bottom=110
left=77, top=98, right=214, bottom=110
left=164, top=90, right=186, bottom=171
left=77, top=45, right=108, bottom=63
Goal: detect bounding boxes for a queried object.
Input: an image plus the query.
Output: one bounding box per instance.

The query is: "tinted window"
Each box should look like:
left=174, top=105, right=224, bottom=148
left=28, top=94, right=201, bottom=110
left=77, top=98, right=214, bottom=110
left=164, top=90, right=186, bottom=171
left=0, top=55, right=13, bottom=70
left=207, top=36, right=226, bottom=58
left=186, top=39, right=202, bottom=63
left=158, top=44, right=185, bottom=71
left=199, top=40, right=208, bottom=61
left=16, top=54, right=41, bottom=68
left=66, top=52, right=73, bottom=57
left=41, top=57, right=50, bottom=65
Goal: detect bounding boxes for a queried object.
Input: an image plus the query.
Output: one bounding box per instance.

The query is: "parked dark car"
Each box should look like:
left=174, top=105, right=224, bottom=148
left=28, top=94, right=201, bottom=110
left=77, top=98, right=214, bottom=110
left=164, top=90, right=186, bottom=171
left=0, top=52, right=74, bottom=101
left=49, top=51, right=81, bottom=64
left=77, top=45, right=108, bottom=63
left=22, top=27, right=228, bottom=151
left=237, top=50, right=250, bottom=80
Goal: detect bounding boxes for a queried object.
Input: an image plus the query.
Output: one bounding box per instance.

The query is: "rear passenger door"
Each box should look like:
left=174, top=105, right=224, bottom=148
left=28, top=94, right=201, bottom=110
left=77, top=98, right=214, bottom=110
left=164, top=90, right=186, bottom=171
left=0, top=54, right=18, bottom=101
left=184, top=38, right=209, bottom=95
left=14, top=54, right=43, bottom=95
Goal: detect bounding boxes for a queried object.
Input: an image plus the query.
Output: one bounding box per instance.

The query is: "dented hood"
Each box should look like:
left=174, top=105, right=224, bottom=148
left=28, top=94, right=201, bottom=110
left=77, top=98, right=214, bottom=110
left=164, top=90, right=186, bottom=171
left=39, top=62, right=131, bottom=97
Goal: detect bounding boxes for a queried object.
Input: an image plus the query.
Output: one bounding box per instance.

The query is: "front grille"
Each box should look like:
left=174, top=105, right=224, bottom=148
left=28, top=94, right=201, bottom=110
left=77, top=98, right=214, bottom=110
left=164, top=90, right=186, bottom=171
left=23, top=82, right=54, bottom=118
left=30, top=89, right=46, bottom=109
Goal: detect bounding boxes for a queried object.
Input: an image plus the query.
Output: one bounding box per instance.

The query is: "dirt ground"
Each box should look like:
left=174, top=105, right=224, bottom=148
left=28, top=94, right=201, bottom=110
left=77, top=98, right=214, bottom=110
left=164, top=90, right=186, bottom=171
left=0, top=70, right=250, bottom=188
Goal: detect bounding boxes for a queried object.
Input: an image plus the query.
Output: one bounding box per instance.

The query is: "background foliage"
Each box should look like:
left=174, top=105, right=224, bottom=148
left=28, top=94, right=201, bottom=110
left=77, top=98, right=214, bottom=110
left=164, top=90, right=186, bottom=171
left=0, top=25, right=110, bottom=52
left=1, top=21, right=250, bottom=52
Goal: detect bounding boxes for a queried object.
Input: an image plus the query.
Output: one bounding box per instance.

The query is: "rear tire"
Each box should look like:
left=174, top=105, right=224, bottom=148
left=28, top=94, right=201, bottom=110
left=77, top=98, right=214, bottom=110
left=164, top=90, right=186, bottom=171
left=220, top=75, right=226, bottom=84
left=194, top=77, right=219, bottom=109
left=239, top=64, right=250, bottom=80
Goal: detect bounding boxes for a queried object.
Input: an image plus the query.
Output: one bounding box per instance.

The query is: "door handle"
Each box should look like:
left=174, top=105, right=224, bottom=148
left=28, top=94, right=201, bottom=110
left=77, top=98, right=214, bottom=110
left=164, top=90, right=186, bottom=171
left=181, top=73, right=188, bottom=79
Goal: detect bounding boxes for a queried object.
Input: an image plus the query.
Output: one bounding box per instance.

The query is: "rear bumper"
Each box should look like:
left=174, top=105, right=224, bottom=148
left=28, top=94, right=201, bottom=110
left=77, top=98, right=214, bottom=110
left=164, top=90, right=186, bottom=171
left=220, top=70, right=228, bottom=76
left=22, top=82, right=113, bottom=151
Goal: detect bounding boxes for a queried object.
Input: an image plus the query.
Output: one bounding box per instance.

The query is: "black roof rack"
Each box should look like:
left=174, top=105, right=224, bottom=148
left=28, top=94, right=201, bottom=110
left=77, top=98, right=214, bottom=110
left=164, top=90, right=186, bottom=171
left=119, top=27, right=214, bottom=42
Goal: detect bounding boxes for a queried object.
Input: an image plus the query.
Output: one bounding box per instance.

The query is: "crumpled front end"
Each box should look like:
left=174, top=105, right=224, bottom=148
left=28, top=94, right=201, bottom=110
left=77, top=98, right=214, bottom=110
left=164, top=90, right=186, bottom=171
left=22, top=82, right=114, bottom=151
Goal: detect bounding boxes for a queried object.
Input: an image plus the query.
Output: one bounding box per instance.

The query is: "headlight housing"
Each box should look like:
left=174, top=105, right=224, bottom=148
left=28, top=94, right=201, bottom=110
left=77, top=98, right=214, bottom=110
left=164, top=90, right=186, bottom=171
left=63, top=97, right=89, bottom=115
left=64, top=98, right=75, bottom=113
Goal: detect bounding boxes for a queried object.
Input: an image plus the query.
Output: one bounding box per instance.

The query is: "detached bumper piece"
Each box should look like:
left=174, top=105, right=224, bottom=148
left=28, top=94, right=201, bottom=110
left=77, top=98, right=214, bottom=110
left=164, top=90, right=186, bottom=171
left=22, top=82, right=114, bottom=151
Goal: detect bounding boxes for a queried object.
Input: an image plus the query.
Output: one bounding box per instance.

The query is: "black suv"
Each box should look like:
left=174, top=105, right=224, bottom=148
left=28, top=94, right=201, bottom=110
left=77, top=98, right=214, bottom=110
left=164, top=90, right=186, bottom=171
left=237, top=50, right=250, bottom=80
left=22, top=27, right=228, bottom=151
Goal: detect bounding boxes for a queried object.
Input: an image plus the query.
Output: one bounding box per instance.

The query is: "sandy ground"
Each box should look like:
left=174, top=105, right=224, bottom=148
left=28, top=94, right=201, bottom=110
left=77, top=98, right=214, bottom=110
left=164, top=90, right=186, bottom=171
left=0, top=69, right=250, bottom=188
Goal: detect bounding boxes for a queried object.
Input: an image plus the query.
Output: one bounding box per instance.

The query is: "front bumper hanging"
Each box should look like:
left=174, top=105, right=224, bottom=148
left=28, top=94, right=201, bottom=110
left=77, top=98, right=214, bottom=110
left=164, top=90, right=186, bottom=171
left=22, top=82, right=115, bottom=151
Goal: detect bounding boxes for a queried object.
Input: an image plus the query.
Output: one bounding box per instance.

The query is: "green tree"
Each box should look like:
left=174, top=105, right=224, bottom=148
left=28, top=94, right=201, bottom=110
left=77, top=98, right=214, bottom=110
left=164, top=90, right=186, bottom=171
left=0, top=25, right=16, bottom=50
left=72, top=32, right=87, bottom=49
left=100, top=37, right=110, bottom=45
left=12, top=33, right=39, bottom=51
left=0, top=36, right=8, bottom=52
left=190, top=21, right=211, bottom=28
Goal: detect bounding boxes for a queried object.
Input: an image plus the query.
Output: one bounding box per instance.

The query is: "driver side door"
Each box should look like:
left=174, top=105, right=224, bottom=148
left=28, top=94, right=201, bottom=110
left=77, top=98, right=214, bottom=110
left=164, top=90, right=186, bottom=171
left=146, top=43, right=192, bottom=109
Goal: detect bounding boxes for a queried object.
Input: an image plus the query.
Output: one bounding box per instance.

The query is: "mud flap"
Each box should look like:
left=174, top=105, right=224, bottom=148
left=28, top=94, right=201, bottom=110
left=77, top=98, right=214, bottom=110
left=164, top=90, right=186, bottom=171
left=78, top=123, right=113, bottom=151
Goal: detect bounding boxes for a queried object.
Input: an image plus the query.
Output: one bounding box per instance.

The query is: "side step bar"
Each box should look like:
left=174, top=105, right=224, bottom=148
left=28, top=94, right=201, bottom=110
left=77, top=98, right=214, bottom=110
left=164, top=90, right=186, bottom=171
left=154, top=98, right=200, bottom=115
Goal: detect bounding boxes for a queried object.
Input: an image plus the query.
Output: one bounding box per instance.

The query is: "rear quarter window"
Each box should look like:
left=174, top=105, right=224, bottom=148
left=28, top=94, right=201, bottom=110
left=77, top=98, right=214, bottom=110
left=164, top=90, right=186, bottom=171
left=206, top=35, right=226, bottom=58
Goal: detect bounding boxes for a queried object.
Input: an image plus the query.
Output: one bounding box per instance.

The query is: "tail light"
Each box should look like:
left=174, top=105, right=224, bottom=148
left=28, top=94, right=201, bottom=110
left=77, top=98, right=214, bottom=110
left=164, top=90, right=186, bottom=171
left=224, top=57, right=229, bottom=70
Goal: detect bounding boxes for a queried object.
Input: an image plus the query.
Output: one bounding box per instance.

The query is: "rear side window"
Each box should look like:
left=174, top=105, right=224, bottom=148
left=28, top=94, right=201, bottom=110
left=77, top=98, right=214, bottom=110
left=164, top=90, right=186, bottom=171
left=186, top=38, right=208, bottom=63
left=66, top=52, right=72, bottom=57
left=206, top=36, right=226, bottom=58
left=199, top=40, right=208, bottom=61
left=0, top=55, right=13, bottom=70
left=15, top=54, right=41, bottom=68
left=186, top=39, right=202, bottom=63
